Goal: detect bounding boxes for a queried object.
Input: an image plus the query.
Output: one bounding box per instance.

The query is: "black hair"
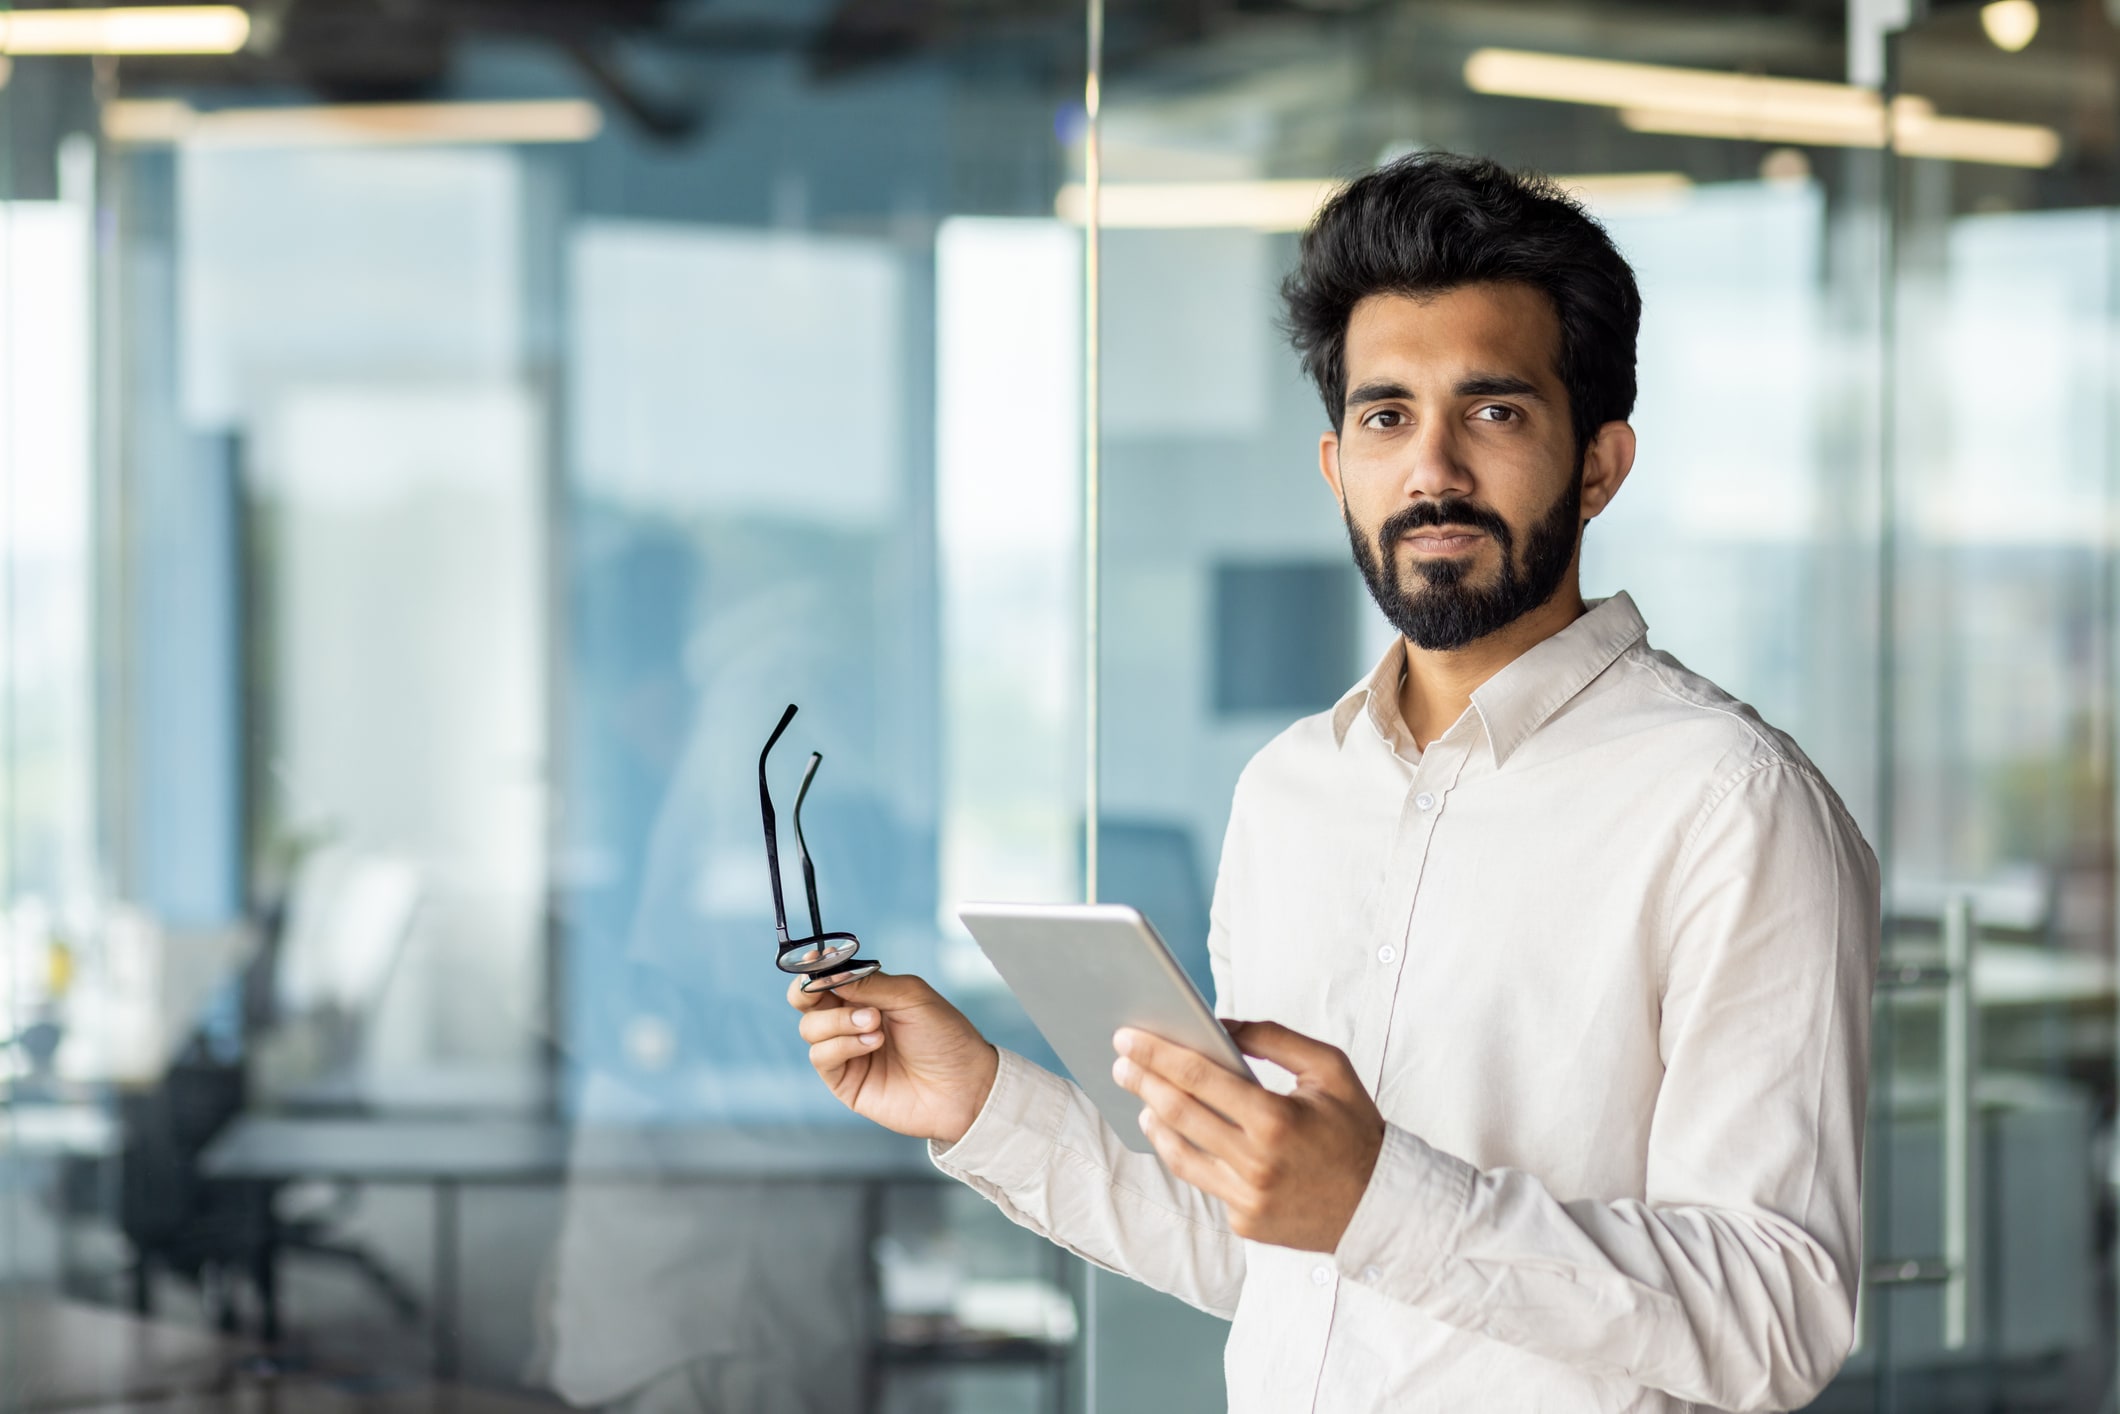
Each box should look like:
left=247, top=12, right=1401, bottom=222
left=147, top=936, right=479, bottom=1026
left=1282, top=152, right=1642, bottom=456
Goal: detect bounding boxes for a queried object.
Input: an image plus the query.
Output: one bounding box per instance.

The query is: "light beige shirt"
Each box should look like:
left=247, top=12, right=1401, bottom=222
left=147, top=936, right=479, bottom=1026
left=934, top=593, right=1880, bottom=1413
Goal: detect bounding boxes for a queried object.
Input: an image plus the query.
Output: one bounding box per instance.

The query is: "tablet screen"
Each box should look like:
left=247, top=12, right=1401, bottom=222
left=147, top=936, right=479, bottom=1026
left=958, top=902, right=1250, bottom=1154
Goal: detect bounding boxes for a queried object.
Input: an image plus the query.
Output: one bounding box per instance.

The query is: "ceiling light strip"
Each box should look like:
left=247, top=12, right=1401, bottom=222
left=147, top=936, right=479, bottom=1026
left=1054, top=178, right=1339, bottom=231
left=1468, top=46, right=2062, bottom=169
left=103, top=98, right=605, bottom=148
left=1, top=6, right=250, bottom=56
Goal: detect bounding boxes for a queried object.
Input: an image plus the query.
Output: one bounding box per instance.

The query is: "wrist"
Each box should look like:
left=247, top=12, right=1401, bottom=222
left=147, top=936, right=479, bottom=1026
left=937, top=1042, right=1001, bottom=1146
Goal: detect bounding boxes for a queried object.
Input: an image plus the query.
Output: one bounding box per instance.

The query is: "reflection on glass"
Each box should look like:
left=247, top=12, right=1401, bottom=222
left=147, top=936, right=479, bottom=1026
left=1874, top=181, right=2117, bottom=1399
left=2, top=21, right=1092, bottom=1414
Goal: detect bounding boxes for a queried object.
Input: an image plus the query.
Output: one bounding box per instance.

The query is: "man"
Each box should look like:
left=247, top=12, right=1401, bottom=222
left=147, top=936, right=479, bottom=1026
left=791, top=153, right=1879, bottom=1412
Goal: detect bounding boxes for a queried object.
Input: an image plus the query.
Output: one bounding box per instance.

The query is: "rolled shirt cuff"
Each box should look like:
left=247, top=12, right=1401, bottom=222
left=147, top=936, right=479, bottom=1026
left=928, top=1047, right=1075, bottom=1191
left=1334, top=1122, right=1477, bottom=1302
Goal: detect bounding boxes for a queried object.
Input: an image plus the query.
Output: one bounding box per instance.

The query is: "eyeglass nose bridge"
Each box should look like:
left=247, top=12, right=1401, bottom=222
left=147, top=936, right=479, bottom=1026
left=777, top=931, right=862, bottom=976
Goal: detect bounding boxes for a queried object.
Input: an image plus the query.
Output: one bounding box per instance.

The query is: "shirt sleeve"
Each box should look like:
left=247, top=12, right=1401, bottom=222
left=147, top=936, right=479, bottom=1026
left=928, top=800, right=1257, bottom=1320
left=929, top=1048, right=1247, bottom=1318
left=1332, top=760, right=1879, bottom=1413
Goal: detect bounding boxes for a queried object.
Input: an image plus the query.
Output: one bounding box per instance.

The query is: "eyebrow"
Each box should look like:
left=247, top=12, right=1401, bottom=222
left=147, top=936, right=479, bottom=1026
left=1457, top=373, right=1545, bottom=402
left=1344, top=373, right=1548, bottom=407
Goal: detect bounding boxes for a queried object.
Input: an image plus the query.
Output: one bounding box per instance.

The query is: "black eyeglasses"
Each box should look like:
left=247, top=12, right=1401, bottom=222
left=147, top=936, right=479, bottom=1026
left=760, top=704, right=882, bottom=993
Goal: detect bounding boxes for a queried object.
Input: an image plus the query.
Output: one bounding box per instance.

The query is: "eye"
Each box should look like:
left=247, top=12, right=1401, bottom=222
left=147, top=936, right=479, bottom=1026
left=1473, top=404, right=1519, bottom=424
left=1362, top=408, right=1406, bottom=429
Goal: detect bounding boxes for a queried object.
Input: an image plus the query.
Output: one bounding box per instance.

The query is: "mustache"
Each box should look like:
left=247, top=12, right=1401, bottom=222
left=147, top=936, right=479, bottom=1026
left=1377, top=498, right=1514, bottom=550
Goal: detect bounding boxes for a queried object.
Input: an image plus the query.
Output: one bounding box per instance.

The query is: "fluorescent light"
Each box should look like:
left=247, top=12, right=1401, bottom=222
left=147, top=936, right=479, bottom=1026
left=1619, top=106, right=1882, bottom=148
left=101, top=98, right=194, bottom=143
left=1553, top=171, right=1694, bottom=208
left=103, top=98, right=604, bottom=148
left=1891, top=101, right=2060, bottom=168
left=1467, top=49, right=1877, bottom=132
left=1, top=6, right=250, bottom=55
left=1623, top=95, right=2060, bottom=169
left=1467, top=47, right=2062, bottom=169
left=1054, top=179, right=1338, bottom=230
left=1981, top=0, right=2039, bottom=52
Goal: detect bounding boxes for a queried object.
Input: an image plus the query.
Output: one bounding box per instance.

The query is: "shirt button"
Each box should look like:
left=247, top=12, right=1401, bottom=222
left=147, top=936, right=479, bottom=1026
left=1362, top=1265, right=1383, bottom=1283
left=1377, top=944, right=1397, bottom=964
left=1415, top=791, right=1436, bottom=811
left=1311, top=1264, right=1331, bottom=1287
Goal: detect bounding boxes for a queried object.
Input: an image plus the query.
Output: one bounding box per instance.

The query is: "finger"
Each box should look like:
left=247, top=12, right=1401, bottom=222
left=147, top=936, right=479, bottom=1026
left=1139, top=1109, right=1244, bottom=1203
left=791, top=969, right=936, bottom=1013
left=1115, top=1056, right=1246, bottom=1158
left=809, top=1033, right=885, bottom=1073
left=1114, top=1029, right=1273, bottom=1130
left=820, top=970, right=940, bottom=1011
left=1224, top=1020, right=1359, bottom=1087
left=800, top=1004, right=883, bottom=1045
left=788, top=976, right=845, bottom=1012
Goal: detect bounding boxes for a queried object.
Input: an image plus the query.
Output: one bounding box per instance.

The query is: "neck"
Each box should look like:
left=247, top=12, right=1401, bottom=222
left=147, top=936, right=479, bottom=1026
left=1396, top=570, right=1589, bottom=751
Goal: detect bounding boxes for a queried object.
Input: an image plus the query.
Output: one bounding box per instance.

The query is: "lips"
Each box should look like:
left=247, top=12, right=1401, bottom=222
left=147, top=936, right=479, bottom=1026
left=1402, top=529, right=1486, bottom=554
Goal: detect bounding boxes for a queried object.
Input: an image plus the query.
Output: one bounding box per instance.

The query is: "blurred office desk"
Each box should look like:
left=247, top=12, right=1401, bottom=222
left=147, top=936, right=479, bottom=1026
left=2, top=1095, right=126, bottom=1295
left=201, top=1118, right=939, bottom=1381
left=1, top=1095, right=123, bottom=1158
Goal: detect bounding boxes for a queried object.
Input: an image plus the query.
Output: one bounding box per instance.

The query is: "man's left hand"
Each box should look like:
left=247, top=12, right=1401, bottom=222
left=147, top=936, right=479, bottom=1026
left=1112, top=1021, right=1386, bottom=1252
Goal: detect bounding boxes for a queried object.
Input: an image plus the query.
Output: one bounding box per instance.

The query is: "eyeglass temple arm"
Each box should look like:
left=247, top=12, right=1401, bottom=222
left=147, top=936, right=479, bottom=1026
left=759, top=703, right=798, bottom=943
left=793, top=752, right=826, bottom=939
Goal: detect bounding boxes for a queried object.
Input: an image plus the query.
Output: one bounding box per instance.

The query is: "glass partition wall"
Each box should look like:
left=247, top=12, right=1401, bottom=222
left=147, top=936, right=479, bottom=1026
left=1082, top=3, right=2117, bottom=1412
left=1, top=2, right=2118, bottom=1413
left=0, top=11, right=1096, bottom=1414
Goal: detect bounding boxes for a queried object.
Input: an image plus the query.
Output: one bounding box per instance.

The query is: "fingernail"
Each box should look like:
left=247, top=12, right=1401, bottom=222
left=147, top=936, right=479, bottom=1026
left=860, top=1032, right=883, bottom=1047
left=852, top=1009, right=878, bottom=1029
left=1113, top=1029, right=1137, bottom=1056
left=1111, top=1056, right=1134, bottom=1086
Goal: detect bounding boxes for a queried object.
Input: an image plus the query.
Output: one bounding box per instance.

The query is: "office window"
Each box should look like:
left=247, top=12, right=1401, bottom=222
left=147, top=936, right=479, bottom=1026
left=1211, top=561, right=1360, bottom=716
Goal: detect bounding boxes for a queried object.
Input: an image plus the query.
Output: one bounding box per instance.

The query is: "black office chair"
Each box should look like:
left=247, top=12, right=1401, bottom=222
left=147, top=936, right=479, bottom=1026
left=119, top=1053, right=269, bottom=1331
left=118, top=894, right=423, bottom=1345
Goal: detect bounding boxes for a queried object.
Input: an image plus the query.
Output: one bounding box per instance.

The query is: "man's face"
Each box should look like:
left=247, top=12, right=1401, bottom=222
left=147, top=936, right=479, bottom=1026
left=1320, top=282, right=1603, bottom=652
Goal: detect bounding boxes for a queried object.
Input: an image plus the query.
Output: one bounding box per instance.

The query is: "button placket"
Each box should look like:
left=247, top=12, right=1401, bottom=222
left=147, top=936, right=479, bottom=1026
left=1356, top=739, right=1473, bottom=1097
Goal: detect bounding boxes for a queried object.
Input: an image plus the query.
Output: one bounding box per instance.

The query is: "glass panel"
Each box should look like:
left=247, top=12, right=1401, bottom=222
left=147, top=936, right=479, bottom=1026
left=1085, top=7, right=1889, bottom=1410
left=1086, top=4, right=2120, bottom=1409
left=0, top=14, right=1096, bottom=1414
left=1872, top=10, right=2119, bottom=1409
left=3, top=28, right=116, bottom=1407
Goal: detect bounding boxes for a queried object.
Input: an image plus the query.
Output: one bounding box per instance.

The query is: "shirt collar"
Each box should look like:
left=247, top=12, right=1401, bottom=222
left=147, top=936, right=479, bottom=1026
left=1331, top=635, right=1408, bottom=750
left=1331, top=592, right=1648, bottom=767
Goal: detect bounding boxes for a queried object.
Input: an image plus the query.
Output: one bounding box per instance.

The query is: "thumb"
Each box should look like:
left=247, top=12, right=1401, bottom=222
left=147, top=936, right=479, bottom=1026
left=1225, top=1020, right=1357, bottom=1087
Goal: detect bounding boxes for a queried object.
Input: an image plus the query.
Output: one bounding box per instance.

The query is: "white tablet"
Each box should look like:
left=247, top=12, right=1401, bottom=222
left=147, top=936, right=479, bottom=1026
left=957, top=901, right=1250, bottom=1154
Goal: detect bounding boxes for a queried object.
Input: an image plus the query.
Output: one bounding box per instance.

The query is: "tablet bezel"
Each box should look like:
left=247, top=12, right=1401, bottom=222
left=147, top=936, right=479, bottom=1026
left=957, top=901, right=1249, bottom=1154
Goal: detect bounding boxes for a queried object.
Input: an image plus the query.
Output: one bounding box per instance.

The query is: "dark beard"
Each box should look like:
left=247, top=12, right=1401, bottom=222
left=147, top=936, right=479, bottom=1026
left=1345, top=475, right=1582, bottom=652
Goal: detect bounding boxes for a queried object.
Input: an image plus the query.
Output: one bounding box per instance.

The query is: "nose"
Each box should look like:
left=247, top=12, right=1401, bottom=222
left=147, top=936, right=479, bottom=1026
left=1396, top=413, right=1476, bottom=504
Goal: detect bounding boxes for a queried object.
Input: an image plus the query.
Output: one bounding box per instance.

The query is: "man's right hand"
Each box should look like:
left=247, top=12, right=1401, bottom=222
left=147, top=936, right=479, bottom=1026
left=789, top=971, right=999, bottom=1146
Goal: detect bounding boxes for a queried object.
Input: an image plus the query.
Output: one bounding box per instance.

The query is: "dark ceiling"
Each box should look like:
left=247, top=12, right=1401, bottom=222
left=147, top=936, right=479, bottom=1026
left=100, top=0, right=2097, bottom=147
left=114, top=0, right=1855, bottom=101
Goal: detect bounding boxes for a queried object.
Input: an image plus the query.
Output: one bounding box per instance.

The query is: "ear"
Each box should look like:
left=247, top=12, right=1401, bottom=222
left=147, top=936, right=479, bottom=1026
left=1318, top=428, right=1346, bottom=507
left=1579, top=421, right=1636, bottom=521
